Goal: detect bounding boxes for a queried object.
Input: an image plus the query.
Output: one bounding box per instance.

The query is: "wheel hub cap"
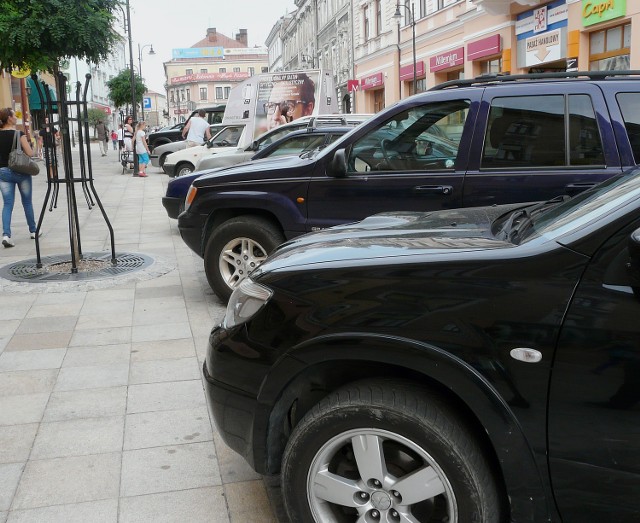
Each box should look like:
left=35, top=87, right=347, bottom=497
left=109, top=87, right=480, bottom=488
left=371, top=491, right=392, bottom=511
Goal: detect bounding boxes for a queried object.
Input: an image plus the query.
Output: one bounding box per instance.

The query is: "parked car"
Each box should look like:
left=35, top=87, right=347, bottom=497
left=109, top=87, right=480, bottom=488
left=145, top=104, right=225, bottom=151
left=163, top=124, right=245, bottom=177
left=150, top=123, right=228, bottom=171
left=178, top=71, right=640, bottom=301
left=162, top=125, right=359, bottom=219
left=204, top=166, right=640, bottom=522
left=194, top=114, right=373, bottom=173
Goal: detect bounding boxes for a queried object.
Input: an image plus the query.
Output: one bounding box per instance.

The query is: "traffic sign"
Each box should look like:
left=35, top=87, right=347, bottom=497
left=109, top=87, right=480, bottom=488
left=143, top=97, right=152, bottom=109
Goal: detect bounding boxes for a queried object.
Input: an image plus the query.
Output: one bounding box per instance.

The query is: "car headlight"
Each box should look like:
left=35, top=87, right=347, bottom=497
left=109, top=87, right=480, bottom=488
left=223, top=279, right=273, bottom=329
left=184, top=186, right=197, bottom=211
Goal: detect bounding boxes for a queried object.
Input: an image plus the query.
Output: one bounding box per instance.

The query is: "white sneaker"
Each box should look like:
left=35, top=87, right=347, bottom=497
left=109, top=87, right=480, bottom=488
left=2, top=235, right=14, bottom=247
left=30, top=232, right=41, bottom=239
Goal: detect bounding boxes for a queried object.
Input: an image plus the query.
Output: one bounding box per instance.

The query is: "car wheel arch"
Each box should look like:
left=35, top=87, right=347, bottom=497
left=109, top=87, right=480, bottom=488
left=256, top=337, right=550, bottom=521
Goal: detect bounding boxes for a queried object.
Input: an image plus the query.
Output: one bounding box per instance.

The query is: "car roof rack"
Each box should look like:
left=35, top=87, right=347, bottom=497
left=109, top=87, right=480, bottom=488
left=306, top=115, right=350, bottom=129
left=430, top=69, right=640, bottom=91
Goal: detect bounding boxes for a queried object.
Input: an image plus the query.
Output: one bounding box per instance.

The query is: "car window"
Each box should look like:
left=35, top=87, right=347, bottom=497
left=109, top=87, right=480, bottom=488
left=212, top=126, right=242, bottom=146
left=616, top=93, right=640, bottom=163
left=482, top=94, right=604, bottom=169
left=265, top=134, right=328, bottom=158
left=257, top=124, right=306, bottom=150
left=348, top=100, right=470, bottom=173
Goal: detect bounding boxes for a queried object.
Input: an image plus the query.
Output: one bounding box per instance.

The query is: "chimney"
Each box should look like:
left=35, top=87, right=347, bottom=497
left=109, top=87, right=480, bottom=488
left=207, top=28, right=217, bottom=43
left=235, top=29, right=248, bottom=46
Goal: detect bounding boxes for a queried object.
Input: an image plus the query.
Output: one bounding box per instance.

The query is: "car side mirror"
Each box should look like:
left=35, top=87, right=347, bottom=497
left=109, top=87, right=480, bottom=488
left=206, top=141, right=213, bottom=148
left=329, top=149, right=347, bottom=178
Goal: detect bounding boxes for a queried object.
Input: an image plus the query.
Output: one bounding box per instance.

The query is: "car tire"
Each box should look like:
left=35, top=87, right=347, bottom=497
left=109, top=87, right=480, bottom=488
left=176, top=163, right=194, bottom=177
left=281, top=379, right=504, bottom=523
left=159, top=153, right=169, bottom=171
left=204, top=216, right=285, bottom=302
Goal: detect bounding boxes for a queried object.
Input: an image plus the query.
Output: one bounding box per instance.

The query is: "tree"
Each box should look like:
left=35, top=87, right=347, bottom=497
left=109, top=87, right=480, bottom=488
left=106, top=70, right=147, bottom=113
left=0, top=0, right=121, bottom=73
left=87, top=108, right=109, bottom=132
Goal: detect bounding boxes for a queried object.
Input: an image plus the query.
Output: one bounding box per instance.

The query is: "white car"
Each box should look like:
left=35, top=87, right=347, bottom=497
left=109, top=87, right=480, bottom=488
left=194, top=114, right=373, bottom=173
left=163, top=125, right=245, bottom=177
left=150, top=123, right=228, bottom=171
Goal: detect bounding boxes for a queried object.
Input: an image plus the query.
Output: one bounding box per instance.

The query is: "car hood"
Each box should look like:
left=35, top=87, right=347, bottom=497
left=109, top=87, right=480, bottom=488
left=254, top=204, right=528, bottom=274
left=193, top=154, right=313, bottom=187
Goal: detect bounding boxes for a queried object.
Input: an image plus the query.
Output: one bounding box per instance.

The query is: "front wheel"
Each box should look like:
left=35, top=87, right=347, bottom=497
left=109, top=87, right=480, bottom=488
left=176, top=162, right=194, bottom=177
left=159, top=153, right=170, bottom=171
left=282, top=380, right=504, bottom=523
left=204, top=216, right=285, bottom=302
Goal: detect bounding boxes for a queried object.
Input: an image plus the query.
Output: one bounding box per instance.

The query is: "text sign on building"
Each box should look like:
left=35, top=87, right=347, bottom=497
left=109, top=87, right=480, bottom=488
left=467, top=35, right=502, bottom=61
left=525, top=29, right=562, bottom=66
left=361, top=73, right=384, bottom=90
left=400, top=61, right=425, bottom=81
left=172, top=47, right=224, bottom=59
left=516, top=0, right=568, bottom=35
left=582, top=0, right=626, bottom=27
left=533, top=6, right=548, bottom=33
left=347, top=79, right=360, bottom=92
left=170, top=72, right=250, bottom=85
left=430, top=47, right=464, bottom=72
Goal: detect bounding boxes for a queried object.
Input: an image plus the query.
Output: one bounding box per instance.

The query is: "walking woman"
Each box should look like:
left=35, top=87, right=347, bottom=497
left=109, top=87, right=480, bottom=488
left=0, top=108, right=37, bottom=247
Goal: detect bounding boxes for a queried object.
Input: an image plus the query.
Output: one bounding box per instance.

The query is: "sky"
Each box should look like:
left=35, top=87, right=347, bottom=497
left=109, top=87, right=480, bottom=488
left=127, top=0, right=296, bottom=94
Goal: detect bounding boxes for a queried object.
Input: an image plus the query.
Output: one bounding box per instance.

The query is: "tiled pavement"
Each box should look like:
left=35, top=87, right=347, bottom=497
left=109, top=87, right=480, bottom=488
left=0, top=144, right=286, bottom=522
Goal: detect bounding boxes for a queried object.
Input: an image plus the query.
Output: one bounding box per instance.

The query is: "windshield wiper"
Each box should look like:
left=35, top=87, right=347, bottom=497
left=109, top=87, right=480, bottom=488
left=498, top=195, right=570, bottom=243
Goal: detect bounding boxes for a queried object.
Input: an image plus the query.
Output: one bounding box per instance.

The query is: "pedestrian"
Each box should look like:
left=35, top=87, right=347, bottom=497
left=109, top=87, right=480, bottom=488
left=181, top=109, right=211, bottom=147
left=134, top=121, right=150, bottom=177
left=0, top=107, right=38, bottom=247
left=123, top=116, right=134, bottom=169
left=96, top=119, right=108, bottom=156
left=117, top=124, right=124, bottom=152
left=110, top=129, right=118, bottom=150
left=39, top=119, right=60, bottom=179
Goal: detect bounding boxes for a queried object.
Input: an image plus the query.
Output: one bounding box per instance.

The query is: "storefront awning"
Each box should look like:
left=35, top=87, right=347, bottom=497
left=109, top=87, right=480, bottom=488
left=27, top=77, right=58, bottom=111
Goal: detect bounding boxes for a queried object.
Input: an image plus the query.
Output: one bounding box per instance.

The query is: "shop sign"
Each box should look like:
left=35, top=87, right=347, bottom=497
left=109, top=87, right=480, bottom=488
left=526, top=29, right=562, bottom=66
left=11, top=66, right=30, bottom=79
left=582, top=0, right=626, bottom=27
left=347, top=79, right=360, bottom=92
left=516, top=0, right=568, bottom=36
left=430, top=48, right=464, bottom=72
left=467, top=35, right=502, bottom=61
left=170, top=71, right=250, bottom=85
left=399, top=61, right=425, bottom=81
left=361, top=72, right=384, bottom=90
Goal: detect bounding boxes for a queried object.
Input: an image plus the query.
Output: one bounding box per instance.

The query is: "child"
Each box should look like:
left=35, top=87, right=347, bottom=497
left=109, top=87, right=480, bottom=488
left=134, top=121, right=151, bottom=177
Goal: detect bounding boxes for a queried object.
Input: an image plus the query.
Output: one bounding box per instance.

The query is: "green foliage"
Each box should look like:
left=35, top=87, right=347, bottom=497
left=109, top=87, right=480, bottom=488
left=87, top=108, right=108, bottom=130
left=106, top=69, right=147, bottom=111
left=0, top=0, right=122, bottom=72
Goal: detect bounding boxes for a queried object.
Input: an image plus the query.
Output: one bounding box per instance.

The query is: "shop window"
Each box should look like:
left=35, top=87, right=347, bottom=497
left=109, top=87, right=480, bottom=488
left=480, top=58, right=502, bottom=75
left=482, top=94, right=604, bottom=169
left=199, top=87, right=207, bottom=101
left=216, top=86, right=223, bottom=99
left=589, top=23, right=631, bottom=71
left=617, top=93, right=640, bottom=163
left=185, top=69, right=193, bottom=75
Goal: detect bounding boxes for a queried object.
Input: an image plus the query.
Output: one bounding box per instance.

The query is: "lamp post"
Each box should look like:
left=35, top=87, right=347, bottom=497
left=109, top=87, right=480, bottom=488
left=394, top=2, right=417, bottom=96
left=123, top=0, right=138, bottom=174
left=137, top=43, right=155, bottom=120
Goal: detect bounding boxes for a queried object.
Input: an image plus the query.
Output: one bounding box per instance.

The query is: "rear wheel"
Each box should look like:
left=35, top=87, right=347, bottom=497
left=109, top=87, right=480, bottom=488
left=204, top=216, right=285, bottom=301
left=159, top=153, right=170, bottom=171
left=282, top=380, right=504, bottom=523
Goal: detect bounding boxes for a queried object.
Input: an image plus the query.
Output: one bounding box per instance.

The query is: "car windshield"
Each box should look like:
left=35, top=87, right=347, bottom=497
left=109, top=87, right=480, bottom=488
left=515, top=168, right=640, bottom=243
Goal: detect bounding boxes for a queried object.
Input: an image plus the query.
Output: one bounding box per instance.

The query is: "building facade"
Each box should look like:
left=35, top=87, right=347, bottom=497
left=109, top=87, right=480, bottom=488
left=163, top=28, right=269, bottom=125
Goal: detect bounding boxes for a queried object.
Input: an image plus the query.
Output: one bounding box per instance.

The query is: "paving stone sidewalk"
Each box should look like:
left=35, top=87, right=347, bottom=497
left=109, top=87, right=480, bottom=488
left=0, top=144, right=286, bottom=522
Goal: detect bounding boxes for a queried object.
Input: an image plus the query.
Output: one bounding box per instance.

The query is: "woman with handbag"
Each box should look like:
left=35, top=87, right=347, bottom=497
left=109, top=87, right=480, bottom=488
left=0, top=107, right=37, bottom=247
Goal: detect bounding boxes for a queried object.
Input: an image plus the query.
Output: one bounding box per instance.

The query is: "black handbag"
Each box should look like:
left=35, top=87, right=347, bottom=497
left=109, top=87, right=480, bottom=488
left=9, top=131, right=39, bottom=176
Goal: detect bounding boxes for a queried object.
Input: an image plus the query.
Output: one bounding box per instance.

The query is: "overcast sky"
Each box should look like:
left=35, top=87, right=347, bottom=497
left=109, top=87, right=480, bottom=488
left=127, top=0, right=296, bottom=93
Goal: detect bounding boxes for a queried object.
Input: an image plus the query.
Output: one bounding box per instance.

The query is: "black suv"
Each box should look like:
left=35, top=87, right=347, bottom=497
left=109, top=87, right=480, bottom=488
left=178, top=71, right=640, bottom=300
left=205, top=167, right=640, bottom=522
left=146, top=105, right=225, bottom=151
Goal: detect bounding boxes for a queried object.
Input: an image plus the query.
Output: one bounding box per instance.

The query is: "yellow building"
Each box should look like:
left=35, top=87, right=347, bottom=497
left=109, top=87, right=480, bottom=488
left=163, top=28, right=269, bottom=124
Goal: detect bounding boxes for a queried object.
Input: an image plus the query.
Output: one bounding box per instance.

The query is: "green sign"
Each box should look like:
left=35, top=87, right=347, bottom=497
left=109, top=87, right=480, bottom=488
left=582, top=0, right=626, bottom=27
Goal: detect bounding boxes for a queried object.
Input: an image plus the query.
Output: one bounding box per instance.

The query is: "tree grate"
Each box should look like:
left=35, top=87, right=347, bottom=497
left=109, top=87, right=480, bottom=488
left=0, top=252, right=155, bottom=283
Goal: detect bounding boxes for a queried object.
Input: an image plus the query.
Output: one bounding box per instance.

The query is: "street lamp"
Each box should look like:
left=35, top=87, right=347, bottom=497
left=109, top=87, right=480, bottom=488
left=394, top=2, right=417, bottom=96
left=137, top=43, right=155, bottom=120
left=123, top=0, right=138, bottom=174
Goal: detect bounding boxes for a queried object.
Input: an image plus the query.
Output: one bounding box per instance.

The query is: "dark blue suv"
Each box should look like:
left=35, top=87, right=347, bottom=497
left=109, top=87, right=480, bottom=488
left=178, top=71, right=640, bottom=300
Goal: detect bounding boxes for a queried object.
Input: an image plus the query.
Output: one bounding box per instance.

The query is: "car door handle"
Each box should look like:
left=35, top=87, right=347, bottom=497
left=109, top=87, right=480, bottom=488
left=412, top=185, right=453, bottom=195
left=565, top=183, right=595, bottom=195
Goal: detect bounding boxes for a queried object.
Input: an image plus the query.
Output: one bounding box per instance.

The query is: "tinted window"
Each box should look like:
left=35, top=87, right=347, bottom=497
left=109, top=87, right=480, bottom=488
left=348, top=100, right=469, bottom=173
left=616, top=93, right=640, bottom=163
left=266, top=134, right=327, bottom=158
left=483, top=95, right=604, bottom=169
left=257, top=124, right=306, bottom=150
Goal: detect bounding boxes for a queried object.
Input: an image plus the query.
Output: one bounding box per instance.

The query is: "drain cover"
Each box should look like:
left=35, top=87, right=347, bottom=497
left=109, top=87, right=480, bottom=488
left=0, top=252, right=154, bottom=283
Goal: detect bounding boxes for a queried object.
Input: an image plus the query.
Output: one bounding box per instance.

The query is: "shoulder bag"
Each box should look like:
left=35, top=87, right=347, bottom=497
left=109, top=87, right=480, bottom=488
left=9, top=131, right=39, bottom=176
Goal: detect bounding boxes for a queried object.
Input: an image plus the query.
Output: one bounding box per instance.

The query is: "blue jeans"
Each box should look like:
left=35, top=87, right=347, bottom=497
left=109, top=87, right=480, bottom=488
left=0, top=167, right=36, bottom=238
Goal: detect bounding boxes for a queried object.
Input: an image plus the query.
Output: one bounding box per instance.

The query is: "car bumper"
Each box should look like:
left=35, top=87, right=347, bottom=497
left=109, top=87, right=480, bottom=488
left=162, top=196, right=182, bottom=219
left=150, top=154, right=160, bottom=167
left=164, top=163, right=177, bottom=177
left=177, top=210, right=205, bottom=256
left=203, top=355, right=261, bottom=471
